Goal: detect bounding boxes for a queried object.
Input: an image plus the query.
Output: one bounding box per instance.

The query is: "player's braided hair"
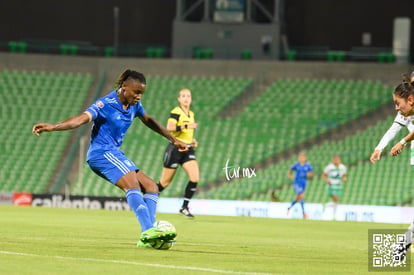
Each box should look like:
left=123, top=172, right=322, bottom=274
left=115, top=69, right=146, bottom=88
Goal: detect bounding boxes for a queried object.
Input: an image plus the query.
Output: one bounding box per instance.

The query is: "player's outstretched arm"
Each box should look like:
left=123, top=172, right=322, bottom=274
left=139, top=113, right=188, bottom=151
left=32, top=112, right=92, bottom=136
left=372, top=120, right=404, bottom=162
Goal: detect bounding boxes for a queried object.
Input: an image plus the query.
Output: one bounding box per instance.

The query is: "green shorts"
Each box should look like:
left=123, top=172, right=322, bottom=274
left=328, top=184, right=343, bottom=198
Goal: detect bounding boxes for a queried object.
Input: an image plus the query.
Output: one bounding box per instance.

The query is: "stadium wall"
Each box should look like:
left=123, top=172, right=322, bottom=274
left=3, top=192, right=413, bottom=224
left=1, top=0, right=413, bottom=54
left=171, top=21, right=281, bottom=59
left=0, top=0, right=175, bottom=48
left=0, top=52, right=411, bottom=86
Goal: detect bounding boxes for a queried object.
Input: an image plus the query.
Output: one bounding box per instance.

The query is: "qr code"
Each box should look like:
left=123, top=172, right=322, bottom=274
left=369, top=229, right=411, bottom=272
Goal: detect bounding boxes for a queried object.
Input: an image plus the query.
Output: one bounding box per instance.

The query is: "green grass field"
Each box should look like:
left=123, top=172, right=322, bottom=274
left=0, top=205, right=411, bottom=275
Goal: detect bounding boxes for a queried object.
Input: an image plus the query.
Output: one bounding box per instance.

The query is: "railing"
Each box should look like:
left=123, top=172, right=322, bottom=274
left=0, top=39, right=411, bottom=63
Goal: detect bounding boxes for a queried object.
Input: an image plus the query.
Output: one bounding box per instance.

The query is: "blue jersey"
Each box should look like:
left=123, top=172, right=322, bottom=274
left=85, top=90, right=145, bottom=161
left=290, top=162, right=313, bottom=186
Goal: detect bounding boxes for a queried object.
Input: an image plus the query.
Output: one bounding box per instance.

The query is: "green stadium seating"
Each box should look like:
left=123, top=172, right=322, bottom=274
left=199, top=114, right=413, bottom=206
left=0, top=70, right=93, bottom=193
left=73, top=78, right=392, bottom=199
left=377, top=52, right=395, bottom=63
left=60, top=44, right=79, bottom=55
left=146, top=47, right=166, bottom=58
left=193, top=48, right=214, bottom=59
left=327, top=51, right=346, bottom=62
left=8, top=41, right=27, bottom=53
left=4, top=72, right=406, bottom=206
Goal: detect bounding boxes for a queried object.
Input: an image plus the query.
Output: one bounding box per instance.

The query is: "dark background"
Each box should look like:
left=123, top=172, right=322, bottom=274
left=0, top=0, right=413, bottom=51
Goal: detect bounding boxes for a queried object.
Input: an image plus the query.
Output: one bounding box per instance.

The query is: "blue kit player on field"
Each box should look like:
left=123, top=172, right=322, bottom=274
left=32, top=69, right=188, bottom=248
left=286, top=151, right=314, bottom=219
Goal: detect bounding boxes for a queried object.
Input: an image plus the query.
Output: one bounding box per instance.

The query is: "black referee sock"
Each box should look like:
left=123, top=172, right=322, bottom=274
left=182, top=181, right=197, bottom=208
left=157, top=182, right=165, bottom=192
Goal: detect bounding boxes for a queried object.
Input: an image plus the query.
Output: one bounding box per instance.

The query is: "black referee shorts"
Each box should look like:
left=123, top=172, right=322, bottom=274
left=163, top=142, right=197, bottom=169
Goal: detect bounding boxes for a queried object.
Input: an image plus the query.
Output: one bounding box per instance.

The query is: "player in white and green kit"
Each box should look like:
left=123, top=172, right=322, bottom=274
left=370, top=112, right=414, bottom=167
left=370, top=112, right=414, bottom=255
left=322, top=155, right=347, bottom=220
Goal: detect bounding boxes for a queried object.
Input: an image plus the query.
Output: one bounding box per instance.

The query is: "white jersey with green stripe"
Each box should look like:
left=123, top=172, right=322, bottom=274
left=323, top=163, right=347, bottom=185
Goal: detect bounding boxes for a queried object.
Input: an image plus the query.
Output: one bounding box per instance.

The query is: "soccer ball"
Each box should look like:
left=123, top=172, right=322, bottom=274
left=152, top=220, right=177, bottom=250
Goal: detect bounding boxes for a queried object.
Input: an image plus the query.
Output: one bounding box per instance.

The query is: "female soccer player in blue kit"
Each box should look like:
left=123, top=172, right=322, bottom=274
left=286, top=151, right=314, bottom=219
left=32, top=69, right=187, bottom=248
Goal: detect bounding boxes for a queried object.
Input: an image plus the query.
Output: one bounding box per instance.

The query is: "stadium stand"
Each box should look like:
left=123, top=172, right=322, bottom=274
left=200, top=114, right=413, bottom=206
left=71, top=77, right=400, bottom=205
left=1, top=58, right=409, bottom=207
left=0, top=70, right=93, bottom=193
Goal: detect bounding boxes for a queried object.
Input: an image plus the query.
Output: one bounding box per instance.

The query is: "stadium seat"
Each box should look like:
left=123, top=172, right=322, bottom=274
left=155, top=47, right=166, bottom=58
left=286, top=50, right=296, bottom=61
left=9, top=42, right=28, bottom=53
left=8, top=41, right=18, bottom=52
left=327, top=51, right=346, bottom=62
left=241, top=49, right=252, bottom=60
left=377, top=52, right=395, bottom=63
left=60, top=44, right=78, bottom=55
left=104, top=47, right=114, bottom=57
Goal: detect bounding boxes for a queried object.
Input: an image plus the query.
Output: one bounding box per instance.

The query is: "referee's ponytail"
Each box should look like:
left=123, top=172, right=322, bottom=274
left=115, top=69, right=146, bottom=88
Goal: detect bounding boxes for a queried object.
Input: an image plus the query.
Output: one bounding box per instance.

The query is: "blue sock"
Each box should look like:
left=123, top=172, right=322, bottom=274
left=143, top=192, right=158, bottom=225
left=300, top=199, right=305, bottom=214
left=289, top=200, right=297, bottom=209
left=126, top=189, right=152, bottom=232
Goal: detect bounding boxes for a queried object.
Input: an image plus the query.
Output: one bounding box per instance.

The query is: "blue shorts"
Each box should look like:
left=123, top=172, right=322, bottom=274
left=87, top=150, right=139, bottom=184
left=293, top=183, right=306, bottom=195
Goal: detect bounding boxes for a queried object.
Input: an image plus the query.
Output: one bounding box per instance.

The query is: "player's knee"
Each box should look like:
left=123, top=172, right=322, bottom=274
left=118, top=182, right=140, bottom=193
left=116, top=176, right=140, bottom=191
left=138, top=178, right=158, bottom=193
left=142, top=182, right=158, bottom=193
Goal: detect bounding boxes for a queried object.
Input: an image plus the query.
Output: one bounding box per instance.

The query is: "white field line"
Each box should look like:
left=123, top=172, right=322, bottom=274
left=0, top=250, right=279, bottom=275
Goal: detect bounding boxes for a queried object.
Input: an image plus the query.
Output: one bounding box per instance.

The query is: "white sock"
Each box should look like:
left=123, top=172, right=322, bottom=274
left=333, top=202, right=338, bottom=217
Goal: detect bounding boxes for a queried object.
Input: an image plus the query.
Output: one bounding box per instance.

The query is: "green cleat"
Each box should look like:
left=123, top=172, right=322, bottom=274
left=136, top=240, right=153, bottom=248
left=140, top=227, right=163, bottom=243
left=159, top=230, right=177, bottom=242
left=140, top=227, right=177, bottom=244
